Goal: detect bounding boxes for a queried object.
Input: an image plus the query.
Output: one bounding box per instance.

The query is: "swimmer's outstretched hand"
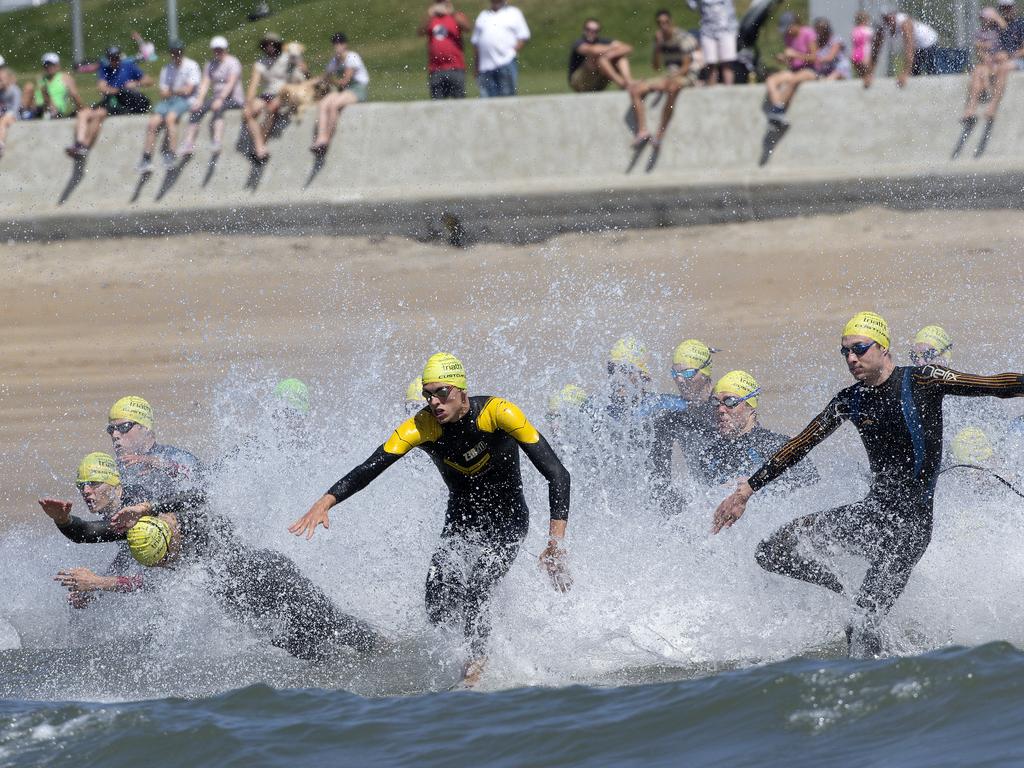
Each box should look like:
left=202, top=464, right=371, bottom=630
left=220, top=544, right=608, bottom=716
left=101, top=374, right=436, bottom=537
left=712, top=480, right=754, bottom=534
left=38, top=498, right=73, bottom=525
left=288, top=494, right=337, bottom=540
left=111, top=502, right=153, bottom=532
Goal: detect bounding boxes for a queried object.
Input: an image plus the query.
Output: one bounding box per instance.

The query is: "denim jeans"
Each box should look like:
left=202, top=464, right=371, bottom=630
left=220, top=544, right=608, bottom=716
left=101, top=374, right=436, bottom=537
left=477, top=60, right=518, bottom=97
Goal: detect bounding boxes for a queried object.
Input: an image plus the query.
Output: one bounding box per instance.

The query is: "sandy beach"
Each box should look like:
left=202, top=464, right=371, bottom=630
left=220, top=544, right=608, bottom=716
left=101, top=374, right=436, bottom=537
left=3, top=206, right=1024, bottom=529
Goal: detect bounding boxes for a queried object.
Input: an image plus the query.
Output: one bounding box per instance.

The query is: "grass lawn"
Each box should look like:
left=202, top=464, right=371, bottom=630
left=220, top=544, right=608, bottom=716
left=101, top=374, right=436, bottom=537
left=4, top=0, right=808, bottom=104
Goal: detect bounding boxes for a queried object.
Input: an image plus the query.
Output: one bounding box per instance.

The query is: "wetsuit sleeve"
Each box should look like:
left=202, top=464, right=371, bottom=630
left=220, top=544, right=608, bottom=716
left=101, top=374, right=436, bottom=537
left=648, top=411, right=687, bottom=512
left=480, top=398, right=570, bottom=520
left=748, top=396, right=846, bottom=491
left=55, top=516, right=124, bottom=544
left=519, top=434, right=571, bottom=521
left=915, top=365, right=1024, bottom=398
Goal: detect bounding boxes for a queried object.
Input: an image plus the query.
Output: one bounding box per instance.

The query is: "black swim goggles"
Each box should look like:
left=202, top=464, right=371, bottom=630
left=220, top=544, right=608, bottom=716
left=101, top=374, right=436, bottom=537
left=422, top=385, right=459, bottom=402
left=710, top=388, right=761, bottom=409
left=909, top=345, right=951, bottom=366
left=106, top=421, right=138, bottom=435
left=840, top=341, right=876, bottom=358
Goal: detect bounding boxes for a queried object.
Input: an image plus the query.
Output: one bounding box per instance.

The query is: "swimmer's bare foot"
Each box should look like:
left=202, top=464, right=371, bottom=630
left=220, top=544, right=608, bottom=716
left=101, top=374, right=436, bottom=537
left=460, top=657, right=486, bottom=688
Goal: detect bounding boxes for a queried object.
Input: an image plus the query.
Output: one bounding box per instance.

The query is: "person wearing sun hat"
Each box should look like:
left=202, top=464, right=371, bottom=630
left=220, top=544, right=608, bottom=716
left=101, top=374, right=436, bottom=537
left=713, top=310, right=1024, bottom=658
left=289, top=351, right=572, bottom=688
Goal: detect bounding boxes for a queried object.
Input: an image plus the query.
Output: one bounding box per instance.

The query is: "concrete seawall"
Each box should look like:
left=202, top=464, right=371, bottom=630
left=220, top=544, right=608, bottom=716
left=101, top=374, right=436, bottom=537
left=2, top=75, right=1024, bottom=242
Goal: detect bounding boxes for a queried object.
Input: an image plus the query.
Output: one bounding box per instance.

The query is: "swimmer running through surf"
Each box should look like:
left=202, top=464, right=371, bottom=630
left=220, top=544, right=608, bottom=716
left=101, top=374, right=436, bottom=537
left=289, top=352, right=571, bottom=688
left=712, top=311, right=1024, bottom=657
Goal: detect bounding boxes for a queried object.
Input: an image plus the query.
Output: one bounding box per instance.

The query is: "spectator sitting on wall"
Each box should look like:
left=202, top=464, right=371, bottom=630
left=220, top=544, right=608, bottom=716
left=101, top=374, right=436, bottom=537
left=0, top=58, right=21, bottom=159
left=627, top=9, right=698, bottom=149
left=243, top=32, right=305, bottom=163
left=567, top=18, right=634, bottom=92
left=420, top=1, right=471, bottom=99
left=18, top=81, right=36, bottom=120
left=961, top=7, right=1007, bottom=127
left=65, top=45, right=153, bottom=160
left=761, top=13, right=817, bottom=126
left=179, top=36, right=244, bottom=157
left=813, top=18, right=851, bottom=81
left=137, top=40, right=201, bottom=173
left=998, top=0, right=1024, bottom=68
left=850, top=11, right=874, bottom=79
left=472, top=0, right=530, bottom=98
left=35, top=53, right=82, bottom=120
left=309, top=33, right=369, bottom=157
left=864, top=9, right=940, bottom=88
left=691, top=0, right=739, bottom=86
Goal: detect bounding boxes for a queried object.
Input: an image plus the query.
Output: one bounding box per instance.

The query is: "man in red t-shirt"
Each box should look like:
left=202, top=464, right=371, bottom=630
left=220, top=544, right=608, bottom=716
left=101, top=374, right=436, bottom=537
left=418, top=1, right=471, bottom=99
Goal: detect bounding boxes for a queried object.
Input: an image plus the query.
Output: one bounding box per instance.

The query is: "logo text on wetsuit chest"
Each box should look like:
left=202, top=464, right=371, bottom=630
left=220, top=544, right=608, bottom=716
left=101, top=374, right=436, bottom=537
left=463, top=441, right=487, bottom=462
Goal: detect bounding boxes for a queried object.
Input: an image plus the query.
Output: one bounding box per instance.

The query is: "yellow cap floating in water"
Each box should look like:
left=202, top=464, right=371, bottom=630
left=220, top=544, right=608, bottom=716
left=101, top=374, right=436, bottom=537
left=714, top=370, right=760, bottom=409
left=672, top=339, right=713, bottom=375
left=608, top=338, right=650, bottom=375
left=843, top=311, right=890, bottom=350
left=406, top=377, right=424, bottom=402
left=76, top=452, right=120, bottom=486
left=547, top=384, right=588, bottom=414
left=951, top=426, right=994, bottom=465
left=913, top=325, right=953, bottom=360
left=127, top=515, right=172, bottom=566
left=274, top=378, right=310, bottom=414
left=109, top=395, right=154, bottom=429
left=422, top=352, right=466, bottom=390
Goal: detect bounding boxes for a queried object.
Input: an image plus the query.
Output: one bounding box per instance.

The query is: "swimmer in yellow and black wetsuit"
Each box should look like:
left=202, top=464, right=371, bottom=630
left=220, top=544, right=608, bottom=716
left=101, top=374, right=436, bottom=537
left=289, top=352, right=571, bottom=688
left=712, top=312, right=1024, bottom=658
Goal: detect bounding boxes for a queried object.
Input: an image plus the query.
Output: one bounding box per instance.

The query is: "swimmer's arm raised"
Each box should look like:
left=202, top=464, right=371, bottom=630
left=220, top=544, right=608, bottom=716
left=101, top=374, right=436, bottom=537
left=38, top=498, right=125, bottom=543
left=918, top=367, right=1024, bottom=399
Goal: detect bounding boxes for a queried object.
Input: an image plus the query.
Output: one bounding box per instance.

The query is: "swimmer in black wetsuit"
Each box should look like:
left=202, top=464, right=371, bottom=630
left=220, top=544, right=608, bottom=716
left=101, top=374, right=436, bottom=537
left=712, top=312, right=1024, bottom=657
left=289, top=352, right=571, bottom=687
left=42, top=465, right=384, bottom=660
left=695, top=369, right=819, bottom=489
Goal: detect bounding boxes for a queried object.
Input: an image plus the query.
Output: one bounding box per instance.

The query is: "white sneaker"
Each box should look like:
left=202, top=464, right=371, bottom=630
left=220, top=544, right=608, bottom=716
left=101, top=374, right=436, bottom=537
left=209, top=139, right=222, bottom=154
left=136, top=156, right=154, bottom=174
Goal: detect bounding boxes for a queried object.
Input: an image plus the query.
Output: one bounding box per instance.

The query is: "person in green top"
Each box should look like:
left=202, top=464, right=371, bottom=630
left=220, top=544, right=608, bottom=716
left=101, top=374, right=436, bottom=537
left=36, top=53, right=82, bottom=119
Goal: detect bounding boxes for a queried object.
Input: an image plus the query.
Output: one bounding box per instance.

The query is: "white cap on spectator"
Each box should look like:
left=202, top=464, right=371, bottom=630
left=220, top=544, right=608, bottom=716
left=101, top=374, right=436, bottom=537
left=0, top=55, right=6, bottom=68
left=210, top=35, right=229, bottom=50
left=42, top=52, right=60, bottom=65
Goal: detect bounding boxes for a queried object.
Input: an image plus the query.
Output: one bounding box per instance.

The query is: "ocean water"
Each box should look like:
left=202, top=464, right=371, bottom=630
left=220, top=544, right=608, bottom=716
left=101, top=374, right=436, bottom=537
left=4, top=643, right=1024, bottom=767
left=5, top=261, right=1024, bottom=765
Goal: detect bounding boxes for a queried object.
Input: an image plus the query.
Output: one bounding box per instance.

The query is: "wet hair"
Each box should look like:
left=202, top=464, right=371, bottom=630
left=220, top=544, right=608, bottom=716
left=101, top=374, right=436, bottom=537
left=332, top=32, right=348, bottom=45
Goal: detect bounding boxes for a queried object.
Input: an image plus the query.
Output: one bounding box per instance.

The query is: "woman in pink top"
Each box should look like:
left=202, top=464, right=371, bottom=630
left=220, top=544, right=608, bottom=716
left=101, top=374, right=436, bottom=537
left=761, top=14, right=818, bottom=125
left=850, top=11, right=873, bottom=78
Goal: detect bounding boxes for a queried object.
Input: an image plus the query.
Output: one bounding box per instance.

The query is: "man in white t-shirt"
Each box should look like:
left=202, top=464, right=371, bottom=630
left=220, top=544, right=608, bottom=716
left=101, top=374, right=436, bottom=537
left=137, top=40, right=201, bottom=173
left=310, top=32, right=370, bottom=156
left=179, top=36, right=244, bottom=157
left=471, top=0, right=530, bottom=97
left=865, top=10, right=940, bottom=88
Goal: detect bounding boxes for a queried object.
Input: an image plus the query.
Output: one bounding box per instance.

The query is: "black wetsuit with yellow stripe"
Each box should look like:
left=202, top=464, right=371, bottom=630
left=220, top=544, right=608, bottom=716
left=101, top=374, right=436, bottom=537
left=327, top=395, right=569, bottom=652
left=752, top=365, right=1024, bottom=620
left=327, top=395, right=570, bottom=540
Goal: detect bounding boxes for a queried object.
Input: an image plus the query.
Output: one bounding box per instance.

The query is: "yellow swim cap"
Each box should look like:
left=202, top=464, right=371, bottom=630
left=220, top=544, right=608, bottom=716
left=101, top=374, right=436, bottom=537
left=422, top=352, right=467, bottom=390
left=608, top=338, right=650, bottom=375
left=843, top=311, right=890, bottom=350
left=109, top=395, right=154, bottom=429
left=547, top=384, right=588, bottom=414
left=714, top=370, right=760, bottom=409
left=274, top=378, right=310, bottom=414
left=406, top=376, right=424, bottom=402
left=127, top=515, right=172, bottom=566
left=672, top=339, right=713, bottom=375
left=913, top=325, right=953, bottom=360
left=76, top=452, right=120, bottom=486
left=951, top=426, right=994, bottom=464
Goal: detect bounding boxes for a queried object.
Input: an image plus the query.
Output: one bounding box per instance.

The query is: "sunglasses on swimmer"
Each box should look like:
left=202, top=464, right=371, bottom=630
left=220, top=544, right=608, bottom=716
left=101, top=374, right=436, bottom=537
left=840, top=341, right=876, bottom=358
left=106, top=421, right=138, bottom=435
left=422, top=385, right=459, bottom=402
left=710, top=388, right=761, bottom=409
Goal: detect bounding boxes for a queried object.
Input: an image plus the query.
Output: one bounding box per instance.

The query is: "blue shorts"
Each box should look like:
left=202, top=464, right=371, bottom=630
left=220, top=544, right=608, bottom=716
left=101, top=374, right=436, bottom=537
left=155, top=96, right=191, bottom=117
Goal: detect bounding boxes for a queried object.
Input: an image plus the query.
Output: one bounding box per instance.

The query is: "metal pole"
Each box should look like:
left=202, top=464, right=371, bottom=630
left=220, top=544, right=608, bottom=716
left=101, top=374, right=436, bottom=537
left=70, top=0, right=84, bottom=66
left=166, top=0, right=178, bottom=44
